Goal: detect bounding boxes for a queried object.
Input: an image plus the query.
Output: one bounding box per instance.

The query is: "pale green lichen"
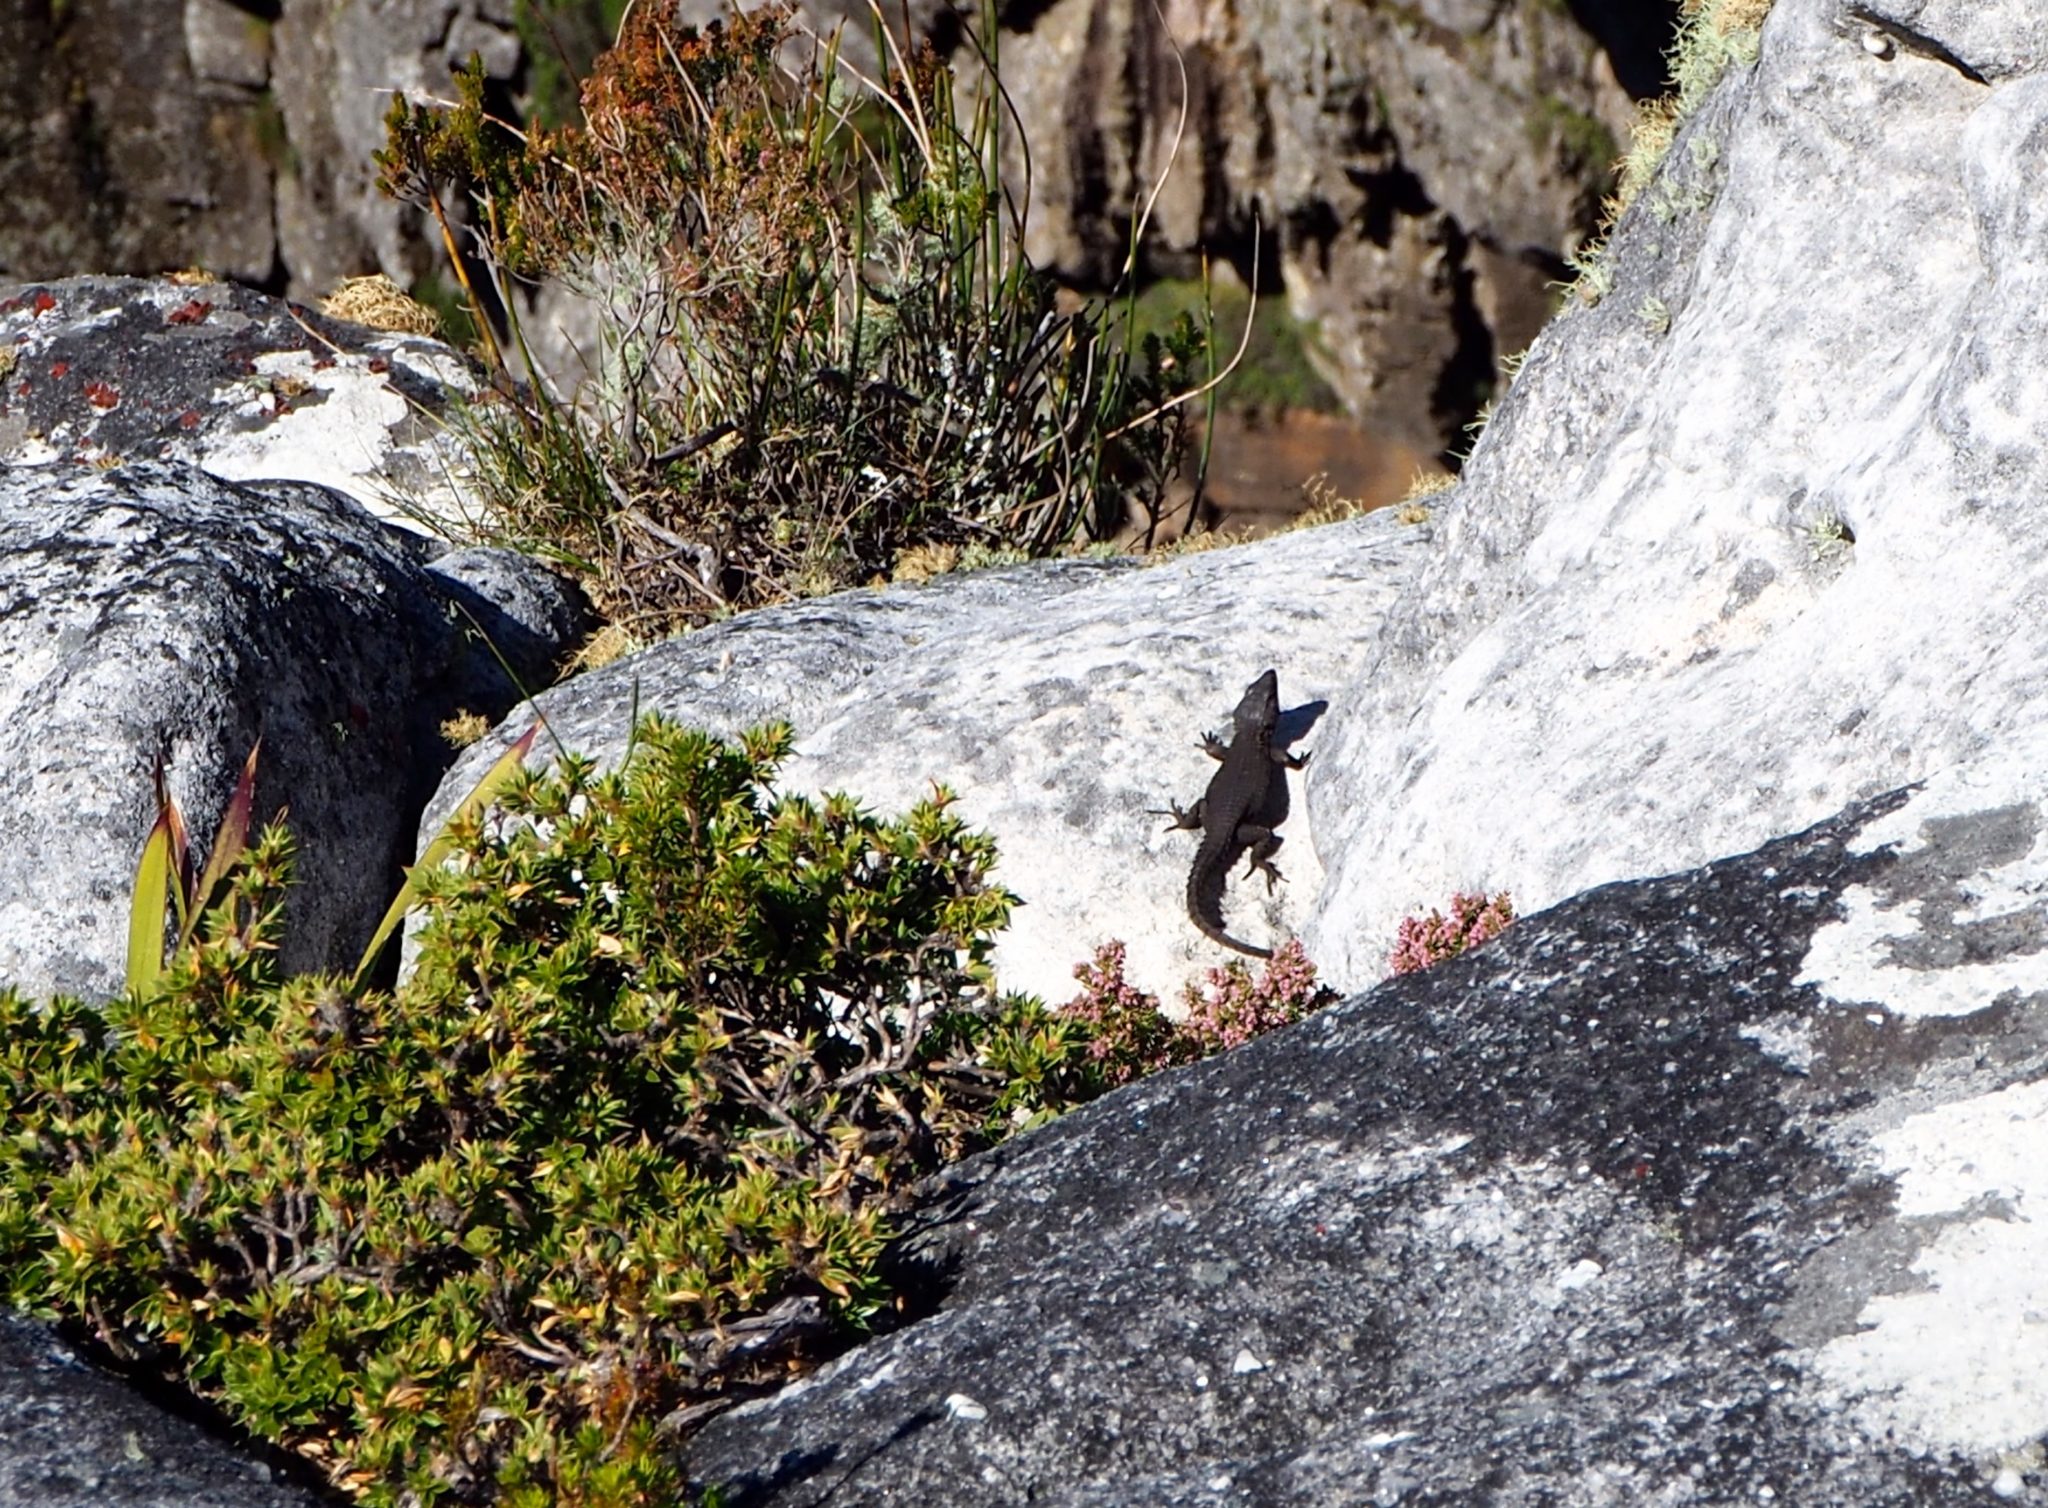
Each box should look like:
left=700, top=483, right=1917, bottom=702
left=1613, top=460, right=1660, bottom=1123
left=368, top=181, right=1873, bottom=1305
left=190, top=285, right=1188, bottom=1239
left=1564, top=1, right=1775, bottom=305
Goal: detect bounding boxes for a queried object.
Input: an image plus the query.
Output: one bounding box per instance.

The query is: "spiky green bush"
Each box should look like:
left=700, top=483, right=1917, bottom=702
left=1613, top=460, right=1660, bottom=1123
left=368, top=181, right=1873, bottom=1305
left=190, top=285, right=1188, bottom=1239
left=0, top=715, right=1100, bottom=1505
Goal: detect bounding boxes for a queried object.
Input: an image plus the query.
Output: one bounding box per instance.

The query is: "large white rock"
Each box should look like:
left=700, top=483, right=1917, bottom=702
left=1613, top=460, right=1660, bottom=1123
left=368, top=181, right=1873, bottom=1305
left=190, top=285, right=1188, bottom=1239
left=423, top=0, right=2048, bottom=1019
left=421, top=521, right=1432, bottom=1006
left=1306, top=0, right=2048, bottom=984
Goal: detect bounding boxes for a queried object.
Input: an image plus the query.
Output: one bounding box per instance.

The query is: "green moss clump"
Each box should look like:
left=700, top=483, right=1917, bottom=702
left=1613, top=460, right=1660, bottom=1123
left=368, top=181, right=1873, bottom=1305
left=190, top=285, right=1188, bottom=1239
left=1128, top=278, right=1341, bottom=420
left=0, top=714, right=1101, bottom=1505
left=1528, top=93, right=1619, bottom=177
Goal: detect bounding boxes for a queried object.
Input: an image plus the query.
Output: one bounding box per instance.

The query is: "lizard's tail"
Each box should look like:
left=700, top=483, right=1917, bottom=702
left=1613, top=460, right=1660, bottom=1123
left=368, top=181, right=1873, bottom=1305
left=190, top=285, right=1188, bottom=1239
left=1195, top=916, right=1273, bottom=960
left=1188, top=870, right=1272, bottom=958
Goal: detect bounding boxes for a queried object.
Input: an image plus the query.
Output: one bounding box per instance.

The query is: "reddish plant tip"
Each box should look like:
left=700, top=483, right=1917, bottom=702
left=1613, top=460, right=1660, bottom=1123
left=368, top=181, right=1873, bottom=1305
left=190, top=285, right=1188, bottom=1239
left=166, top=299, right=214, bottom=326
left=84, top=380, right=119, bottom=410
left=367, top=357, right=389, bottom=374
left=30, top=291, right=56, bottom=316
left=49, top=361, right=69, bottom=379
left=177, top=409, right=203, bottom=431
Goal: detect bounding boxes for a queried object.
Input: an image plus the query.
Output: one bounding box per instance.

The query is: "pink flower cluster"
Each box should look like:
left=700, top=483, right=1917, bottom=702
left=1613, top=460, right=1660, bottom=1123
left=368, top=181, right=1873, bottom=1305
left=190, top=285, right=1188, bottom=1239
left=1387, top=891, right=1515, bottom=976
left=1060, top=938, right=1337, bottom=1084
left=1061, top=941, right=1189, bottom=1086
left=1181, top=939, right=1328, bottom=1052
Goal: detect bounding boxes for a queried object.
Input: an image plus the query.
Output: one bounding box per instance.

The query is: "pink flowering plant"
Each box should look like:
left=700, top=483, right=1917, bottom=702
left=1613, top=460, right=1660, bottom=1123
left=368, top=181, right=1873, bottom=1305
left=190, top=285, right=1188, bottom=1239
left=1388, top=891, right=1516, bottom=975
left=1061, top=939, right=1339, bottom=1085
left=1062, top=941, right=1197, bottom=1086
left=1181, top=939, right=1333, bottom=1052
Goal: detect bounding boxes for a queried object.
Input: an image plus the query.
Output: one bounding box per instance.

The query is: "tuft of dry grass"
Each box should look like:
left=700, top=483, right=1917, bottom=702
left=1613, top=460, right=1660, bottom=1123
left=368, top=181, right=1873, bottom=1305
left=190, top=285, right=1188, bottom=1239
left=1564, top=0, right=1774, bottom=304
left=566, top=622, right=641, bottom=675
left=319, top=274, right=442, bottom=337
left=439, top=710, right=493, bottom=747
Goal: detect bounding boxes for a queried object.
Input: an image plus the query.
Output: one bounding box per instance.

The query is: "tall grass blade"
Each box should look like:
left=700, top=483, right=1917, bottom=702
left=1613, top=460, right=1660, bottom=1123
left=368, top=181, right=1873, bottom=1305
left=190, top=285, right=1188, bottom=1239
left=126, top=807, right=178, bottom=998
left=176, top=740, right=261, bottom=954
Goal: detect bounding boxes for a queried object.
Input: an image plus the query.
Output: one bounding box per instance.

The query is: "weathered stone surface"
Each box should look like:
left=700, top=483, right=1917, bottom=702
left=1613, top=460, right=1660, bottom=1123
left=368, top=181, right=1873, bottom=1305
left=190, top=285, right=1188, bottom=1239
left=0, top=275, right=482, bottom=531
left=685, top=746, right=2048, bottom=1503
left=0, top=0, right=279, bottom=288
left=0, top=460, right=586, bottom=1003
left=980, top=0, right=1643, bottom=451
left=1304, top=0, right=2048, bottom=987
left=425, top=544, right=596, bottom=709
left=421, top=517, right=1429, bottom=1005
left=0, top=1315, right=324, bottom=1508
left=0, top=0, right=528, bottom=303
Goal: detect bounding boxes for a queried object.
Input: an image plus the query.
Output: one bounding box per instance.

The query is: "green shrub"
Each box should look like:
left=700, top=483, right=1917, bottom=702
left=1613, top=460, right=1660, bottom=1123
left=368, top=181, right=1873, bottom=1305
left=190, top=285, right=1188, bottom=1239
left=379, top=2, right=1208, bottom=632
left=1127, top=278, right=1338, bottom=421
left=0, top=715, right=1101, bottom=1505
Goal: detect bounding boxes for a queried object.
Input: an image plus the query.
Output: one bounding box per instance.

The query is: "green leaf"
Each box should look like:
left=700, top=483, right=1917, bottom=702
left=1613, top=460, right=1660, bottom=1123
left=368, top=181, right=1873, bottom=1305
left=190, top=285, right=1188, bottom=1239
left=125, top=806, right=179, bottom=998
left=176, top=740, right=260, bottom=955
left=351, top=722, right=541, bottom=991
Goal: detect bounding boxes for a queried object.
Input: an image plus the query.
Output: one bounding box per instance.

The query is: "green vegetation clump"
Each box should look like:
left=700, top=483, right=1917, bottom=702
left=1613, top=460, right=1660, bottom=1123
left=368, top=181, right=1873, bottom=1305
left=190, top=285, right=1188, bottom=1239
left=0, top=715, right=1105, bottom=1505
left=379, top=2, right=1208, bottom=632
left=1128, top=278, right=1339, bottom=421
left=516, top=0, right=632, bottom=128
left=1527, top=92, right=1619, bottom=180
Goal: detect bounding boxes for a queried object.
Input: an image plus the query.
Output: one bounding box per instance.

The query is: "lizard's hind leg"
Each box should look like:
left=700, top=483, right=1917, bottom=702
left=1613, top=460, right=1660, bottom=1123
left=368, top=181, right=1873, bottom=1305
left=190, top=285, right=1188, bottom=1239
left=1237, top=827, right=1286, bottom=891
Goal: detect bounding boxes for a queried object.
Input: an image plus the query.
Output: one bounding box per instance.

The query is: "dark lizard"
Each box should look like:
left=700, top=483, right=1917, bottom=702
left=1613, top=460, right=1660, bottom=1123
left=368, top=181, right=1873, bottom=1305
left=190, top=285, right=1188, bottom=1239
left=1157, top=668, right=1309, bottom=958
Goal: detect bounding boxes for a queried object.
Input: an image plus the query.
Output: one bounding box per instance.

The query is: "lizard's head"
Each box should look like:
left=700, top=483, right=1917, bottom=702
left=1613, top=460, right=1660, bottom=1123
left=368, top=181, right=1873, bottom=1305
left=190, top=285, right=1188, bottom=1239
left=1231, top=668, right=1281, bottom=729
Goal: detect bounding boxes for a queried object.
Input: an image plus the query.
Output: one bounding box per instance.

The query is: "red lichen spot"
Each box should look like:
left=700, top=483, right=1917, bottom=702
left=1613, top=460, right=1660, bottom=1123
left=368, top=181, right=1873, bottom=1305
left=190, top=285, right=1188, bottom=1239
left=166, top=299, right=213, bottom=326
left=49, top=361, right=68, bottom=379
left=177, top=409, right=203, bottom=431
left=30, top=291, right=56, bottom=316
left=84, top=381, right=119, bottom=410
left=367, top=357, right=389, bottom=374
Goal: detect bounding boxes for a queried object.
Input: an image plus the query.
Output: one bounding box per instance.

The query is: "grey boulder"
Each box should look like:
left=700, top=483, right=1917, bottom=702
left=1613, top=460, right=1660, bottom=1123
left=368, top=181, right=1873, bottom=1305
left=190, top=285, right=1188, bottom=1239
left=0, top=459, right=585, bottom=1004
left=685, top=741, right=2048, bottom=1504
left=0, top=275, right=484, bottom=532
left=0, top=1315, right=324, bottom=1508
